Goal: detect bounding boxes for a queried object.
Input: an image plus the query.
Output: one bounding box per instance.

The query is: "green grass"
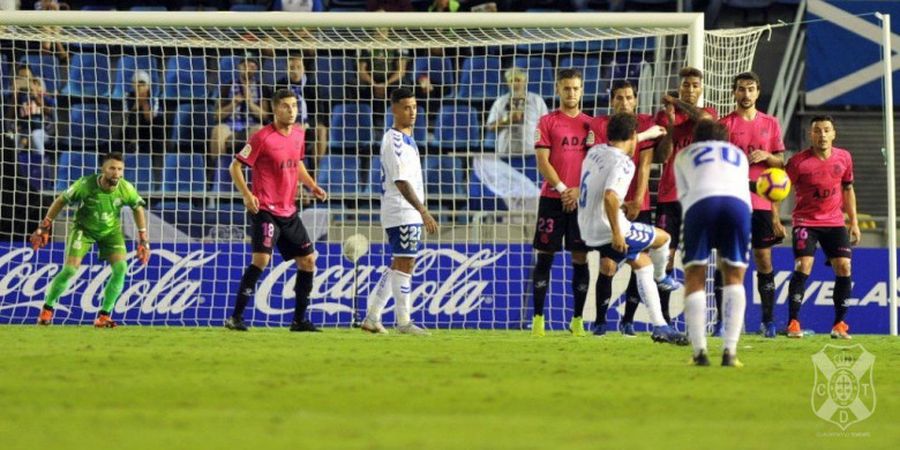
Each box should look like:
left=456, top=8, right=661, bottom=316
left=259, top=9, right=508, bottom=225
left=1, top=327, right=898, bottom=450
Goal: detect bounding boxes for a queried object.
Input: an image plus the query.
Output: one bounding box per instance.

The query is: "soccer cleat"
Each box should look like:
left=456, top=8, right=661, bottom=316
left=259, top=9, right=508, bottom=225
left=397, top=322, right=430, bottom=336
left=93, top=314, right=117, bottom=328
left=711, top=321, right=723, bottom=337
left=655, top=275, right=683, bottom=292
left=361, top=317, right=388, bottom=335
left=37, top=307, right=53, bottom=326
left=592, top=323, right=607, bottom=337
left=787, top=319, right=804, bottom=338
left=651, top=325, right=688, bottom=346
left=290, top=320, right=322, bottom=332
left=763, top=321, right=777, bottom=338
left=831, top=321, right=852, bottom=340
left=692, top=350, right=710, bottom=366
left=531, top=314, right=545, bottom=337
left=224, top=316, right=248, bottom=331
left=569, top=317, right=586, bottom=337
left=722, top=350, right=744, bottom=368
left=619, top=322, right=636, bottom=337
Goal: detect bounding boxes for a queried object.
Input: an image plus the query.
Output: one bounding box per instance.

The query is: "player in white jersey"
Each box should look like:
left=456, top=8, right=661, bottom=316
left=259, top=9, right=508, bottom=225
left=674, top=120, right=752, bottom=367
left=577, top=113, right=685, bottom=344
left=361, top=88, right=439, bottom=336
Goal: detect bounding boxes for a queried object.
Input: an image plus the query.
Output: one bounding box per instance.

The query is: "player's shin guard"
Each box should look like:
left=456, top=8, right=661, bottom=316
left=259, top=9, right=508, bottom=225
left=684, top=291, right=707, bottom=354
left=44, top=264, right=77, bottom=309
left=635, top=265, right=667, bottom=327
left=531, top=252, right=554, bottom=316
left=622, top=273, right=639, bottom=323
left=572, top=263, right=589, bottom=318
left=100, top=260, right=127, bottom=314
left=294, top=270, right=314, bottom=321
left=595, top=273, right=613, bottom=325
left=757, top=271, right=776, bottom=324
left=649, top=237, right=670, bottom=281
left=833, top=276, right=852, bottom=325
left=234, top=265, right=263, bottom=319
left=722, top=285, right=746, bottom=355
left=391, top=270, right=413, bottom=326
left=715, top=270, right=724, bottom=324
left=787, top=271, right=809, bottom=322
left=366, top=270, right=393, bottom=321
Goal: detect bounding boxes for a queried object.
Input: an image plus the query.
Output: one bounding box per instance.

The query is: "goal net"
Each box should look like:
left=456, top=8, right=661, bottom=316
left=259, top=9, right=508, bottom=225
left=0, top=11, right=766, bottom=330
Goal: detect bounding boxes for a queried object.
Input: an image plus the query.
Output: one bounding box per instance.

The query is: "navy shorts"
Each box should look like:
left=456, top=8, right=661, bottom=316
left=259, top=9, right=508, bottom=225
left=386, top=224, right=423, bottom=257
left=595, top=222, right=657, bottom=264
left=682, top=196, right=751, bottom=268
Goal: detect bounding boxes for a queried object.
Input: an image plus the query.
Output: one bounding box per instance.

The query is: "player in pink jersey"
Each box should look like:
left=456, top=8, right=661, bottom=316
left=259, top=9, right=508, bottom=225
left=225, top=89, right=328, bottom=332
left=588, top=81, right=669, bottom=337
left=784, top=115, right=859, bottom=339
left=654, top=67, right=717, bottom=327
left=530, top=69, right=595, bottom=337
left=719, top=71, right=787, bottom=338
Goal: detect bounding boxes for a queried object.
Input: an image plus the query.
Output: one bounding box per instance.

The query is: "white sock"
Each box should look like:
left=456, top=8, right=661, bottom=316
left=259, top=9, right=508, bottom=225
left=634, top=265, right=668, bottom=327
left=722, top=284, right=746, bottom=355
left=649, top=236, right=670, bottom=281
left=684, top=291, right=707, bottom=355
left=391, top=270, right=412, bottom=326
left=365, top=270, right=393, bottom=322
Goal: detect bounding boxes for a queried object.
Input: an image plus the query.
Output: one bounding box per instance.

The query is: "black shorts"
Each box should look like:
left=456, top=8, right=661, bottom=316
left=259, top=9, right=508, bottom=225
left=633, top=210, right=652, bottom=225
left=532, top=197, right=587, bottom=252
left=249, top=210, right=314, bottom=260
left=654, top=201, right=681, bottom=249
left=792, top=226, right=852, bottom=260
left=751, top=209, right=784, bottom=249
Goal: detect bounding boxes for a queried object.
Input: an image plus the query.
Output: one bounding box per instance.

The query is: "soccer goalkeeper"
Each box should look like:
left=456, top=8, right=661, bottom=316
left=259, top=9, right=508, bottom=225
left=31, top=151, right=150, bottom=327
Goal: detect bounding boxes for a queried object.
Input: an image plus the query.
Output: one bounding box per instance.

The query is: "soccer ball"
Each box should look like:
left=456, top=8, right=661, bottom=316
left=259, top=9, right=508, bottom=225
left=756, top=168, right=791, bottom=202
left=342, top=234, right=370, bottom=263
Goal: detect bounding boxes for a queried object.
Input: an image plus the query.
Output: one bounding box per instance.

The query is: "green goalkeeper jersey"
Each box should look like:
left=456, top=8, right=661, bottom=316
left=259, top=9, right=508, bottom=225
left=61, top=174, right=146, bottom=236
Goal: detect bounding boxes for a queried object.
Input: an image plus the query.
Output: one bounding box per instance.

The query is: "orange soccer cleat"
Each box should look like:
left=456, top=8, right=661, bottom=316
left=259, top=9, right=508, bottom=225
left=93, top=314, right=117, bottom=328
left=787, top=319, right=803, bottom=338
left=37, top=308, right=53, bottom=326
left=831, top=321, right=852, bottom=340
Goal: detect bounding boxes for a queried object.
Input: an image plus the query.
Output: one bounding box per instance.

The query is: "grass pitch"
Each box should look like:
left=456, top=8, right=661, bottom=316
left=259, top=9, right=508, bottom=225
left=1, top=326, right=897, bottom=450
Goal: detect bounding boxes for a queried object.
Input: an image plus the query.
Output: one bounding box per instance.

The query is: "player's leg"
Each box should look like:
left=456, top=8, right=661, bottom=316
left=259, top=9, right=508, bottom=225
left=720, top=265, right=747, bottom=368
left=821, top=227, right=854, bottom=339
left=227, top=212, right=276, bottom=331
left=39, top=227, right=92, bottom=325
left=714, top=198, right=751, bottom=367
left=681, top=200, right=714, bottom=360
left=94, top=232, right=130, bottom=328
left=654, top=202, right=682, bottom=324
left=566, top=209, right=590, bottom=337
left=274, top=215, right=320, bottom=332
left=592, top=255, right=617, bottom=336
left=209, top=123, right=233, bottom=156
left=362, top=264, right=393, bottom=334
left=787, top=227, right=817, bottom=338
left=385, top=224, right=428, bottom=335
left=646, top=225, right=681, bottom=292
left=530, top=197, right=565, bottom=337
left=620, top=211, right=651, bottom=335
left=626, top=254, right=680, bottom=343
left=751, top=210, right=780, bottom=337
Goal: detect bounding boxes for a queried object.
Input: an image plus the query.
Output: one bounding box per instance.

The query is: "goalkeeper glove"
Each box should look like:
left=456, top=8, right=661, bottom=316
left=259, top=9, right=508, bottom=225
left=29, top=218, right=52, bottom=251
left=136, top=230, right=150, bottom=265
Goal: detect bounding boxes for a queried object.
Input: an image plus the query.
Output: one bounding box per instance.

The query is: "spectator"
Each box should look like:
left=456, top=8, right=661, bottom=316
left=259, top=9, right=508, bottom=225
left=268, top=56, right=329, bottom=170
left=209, top=58, right=268, bottom=156
left=429, top=0, right=460, bottom=11
left=6, top=65, right=55, bottom=160
left=485, top=67, right=548, bottom=155
left=124, top=70, right=165, bottom=155
left=273, top=0, right=325, bottom=11
left=357, top=27, right=409, bottom=124
left=366, top=0, right=413, bottom=11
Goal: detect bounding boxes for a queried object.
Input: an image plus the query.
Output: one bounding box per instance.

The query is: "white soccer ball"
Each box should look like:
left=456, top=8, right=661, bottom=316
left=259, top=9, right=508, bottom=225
left=342, top=234, right=370, bottom=263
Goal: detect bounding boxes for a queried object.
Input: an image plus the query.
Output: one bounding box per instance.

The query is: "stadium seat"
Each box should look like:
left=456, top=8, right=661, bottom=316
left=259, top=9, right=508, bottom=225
left=19, top=54, right=61, bottom=93
left=111, top=55, right=160, bottom=98
left=170, top=103, right=211, bottom=152
left=513, top=56, right=555, bottom=99
left=55, top=151, right=100, bottom=192
left=455, top=55, right=503, bottom=100
left=328, top=103, right=374, bottom=152
left=559, top=56, right=610, bottom=106
left=261, top=56, right=288, bottom=86
left=366, top=155, right=383, bottom=194
left=156, top=200, right=206, bottom=238
left=0, top=54, right=10, bottom=94
left=423, top=156, right=466, bottom=197
left=210, top=155, right=234, bottom=193
left=503, top=154, right=540, bottom=186
left=17, top=150, right=52, bottom=191
left=62, top=53, right=112, bottom=96
left=164, top=56, right=207, bottom=100
left=317, top=155, right=360, bottom=194
left=230, top=4, right=267, bottom=11
left=162, top=154, right=206, bottom=192
left=412, top=56, right=455, bottom=88
left=414, top=106, right=428, bottom=144
left=434, top=104, right=480, bottom=150
left=68, top=103, right=111, bottom=148
left=315, top=55, right=353, bottom=102
left=216, top=55, right=244, bottom=87
left=130, top=6, right=167, bottom=11
left=612, top=53, right=644, bottom=81
left=124, top=154, right=154, bottom=193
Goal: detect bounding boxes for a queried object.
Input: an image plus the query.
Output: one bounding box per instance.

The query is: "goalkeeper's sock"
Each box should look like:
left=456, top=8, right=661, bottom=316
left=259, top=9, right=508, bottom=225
left=100, top=260, right=128, bottom=314
left=44, top=264, right=77, bottom=309
left=366, top=270, right=393, bottom=321
left=595, top=272, right=613, bottom=325
left=787, top=271, right=809, bottom=322
left=684, top=290, right=707, bottom=355
left=722, top=284, right=746, bottom=355
left=391, top=270, right=413, bottom=326
left=233, top=264, right=263, bottom=320
left=531, top=252, right=554, bottom=316
left=635, top=265, right=667, bottom=327
left=293, top=270, right=314, bottom=322
left=572, top=263, right=589, bottom=318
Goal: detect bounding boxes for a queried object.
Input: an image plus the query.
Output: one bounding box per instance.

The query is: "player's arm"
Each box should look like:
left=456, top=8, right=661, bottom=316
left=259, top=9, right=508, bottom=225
left=536, top=147, right=577, bottom=211
left=246, top=90, right=268, bottom=121
left=230, top=158, right=259, bottom=214
left=385, top=56, right=407, bottom=86
left=842, top=183, right=861, bottom=245
left=654, top=108, right=675, bottom=163
left=395, top=180, right=438, bottom=235
left=749, top=150, right=784, bottom=168
left=771, top=201, right=786, bottom=239
left=625, top=148, right=653, bottom=220
left=604, top=189, right=627, bottom=253
left=132, top=205, right=150, bottom=265
left=297, top=160, right=327, bottom=201
left=29, top=195, right=67, bottom=250
left=663, top=93, right=711, bottom=122
left=216, top=90, right=240, bottom=121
